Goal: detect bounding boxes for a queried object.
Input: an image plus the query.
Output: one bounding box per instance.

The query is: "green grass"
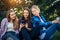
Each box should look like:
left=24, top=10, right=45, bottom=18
left=53, top=30, right=60, bottom=40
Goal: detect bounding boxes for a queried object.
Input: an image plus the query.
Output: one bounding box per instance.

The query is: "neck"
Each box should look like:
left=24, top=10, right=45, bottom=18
left=10, top=19, right=13, bottom=22
left=25, top=17, right=28, bottom=20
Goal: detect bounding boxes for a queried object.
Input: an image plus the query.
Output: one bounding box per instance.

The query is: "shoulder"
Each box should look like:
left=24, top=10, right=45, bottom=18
left=1, top=18, right=8, bottom=26
left=32, top=16, right=39, bottom=21
left=32, top=16, right=37, bottom=19
left=1, top=18, right=8, bottom=22
left=32, top=16, right=38, bottom=19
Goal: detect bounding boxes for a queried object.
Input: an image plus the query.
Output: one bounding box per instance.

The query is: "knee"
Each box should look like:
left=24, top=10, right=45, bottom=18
left=7, top=37, right=13, bottom=40
left=53, top=23, right=60, bottom=26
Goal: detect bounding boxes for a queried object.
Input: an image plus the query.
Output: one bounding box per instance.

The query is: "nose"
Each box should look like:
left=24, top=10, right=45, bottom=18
left=14, top=14, right=16, bottom=16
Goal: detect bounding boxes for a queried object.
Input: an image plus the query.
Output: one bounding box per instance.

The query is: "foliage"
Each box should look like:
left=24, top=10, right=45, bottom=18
left=0, top=0, right=60, bottom=21
left=0, top=0, right=60, bottom=40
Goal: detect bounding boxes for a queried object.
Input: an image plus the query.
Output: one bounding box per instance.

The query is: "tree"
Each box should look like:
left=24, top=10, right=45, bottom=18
left=0, top=0, right=60, bottom=21
left=32, top=0, right=60, bottom=21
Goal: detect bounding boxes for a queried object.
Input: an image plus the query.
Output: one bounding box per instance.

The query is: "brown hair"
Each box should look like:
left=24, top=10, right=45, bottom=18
left=22, top=7, right=31, bottom=20
left=6, top=10, right=18, bottom=30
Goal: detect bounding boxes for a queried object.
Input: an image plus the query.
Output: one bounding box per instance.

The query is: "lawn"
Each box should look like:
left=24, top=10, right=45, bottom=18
left=53, top=30, right=60, bottom=40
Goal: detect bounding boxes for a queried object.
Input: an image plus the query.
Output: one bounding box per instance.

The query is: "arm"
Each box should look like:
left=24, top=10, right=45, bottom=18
left=32, top=16, right=52, bottom=28
left=40, top=15, right=52, bottom=27
left=1, top=18, right=6, bottom=32
left=0, top=18, right=7, bottom=37
left=25, top=23, right=32, bottom=31
left=38, top=21, right=52, bottom=27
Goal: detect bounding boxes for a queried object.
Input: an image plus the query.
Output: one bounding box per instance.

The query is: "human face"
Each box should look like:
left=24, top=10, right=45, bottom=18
left=23, top=10, right=29, bottom=18
left=10, top=12, right=16, bottom=20
left=31, top=8, right=40, bottom=16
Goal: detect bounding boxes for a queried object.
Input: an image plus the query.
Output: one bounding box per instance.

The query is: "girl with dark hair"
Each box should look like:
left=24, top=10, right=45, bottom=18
left=0, top=9, right=19, bottom=40
left=18, top=7, right=32, bottom=40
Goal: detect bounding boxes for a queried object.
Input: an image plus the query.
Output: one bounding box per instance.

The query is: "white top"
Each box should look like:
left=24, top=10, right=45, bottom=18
left=7, top=22, right=14, bottom=31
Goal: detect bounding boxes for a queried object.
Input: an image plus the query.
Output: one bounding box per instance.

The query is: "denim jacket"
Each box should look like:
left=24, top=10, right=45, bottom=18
left=32, top=15, right=52, bottom=35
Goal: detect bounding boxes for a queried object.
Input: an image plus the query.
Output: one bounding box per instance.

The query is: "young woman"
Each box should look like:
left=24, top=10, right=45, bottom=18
left=31, top=5, right=60, bottom=40
left=0, top=9, right=19, bottom=40
left=18, top=7, right=40, bottom=40
left=18, top=7, right=32, bottom=40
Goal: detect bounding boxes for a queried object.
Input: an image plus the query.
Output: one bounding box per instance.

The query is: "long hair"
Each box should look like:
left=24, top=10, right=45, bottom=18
left=6, top=10, right=18, bottom=30
left=21, top=7, right=32, bottom=28
left=22, top=7, right=31, bottom=21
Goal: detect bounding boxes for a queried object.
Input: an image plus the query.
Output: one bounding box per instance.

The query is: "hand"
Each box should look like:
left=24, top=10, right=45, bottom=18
left=56, top=17, right=60, bottom=23
left=19, top=23, right=24, bottom=31
left=25, top=23, right=31, bottom=31
left=52, top=20, right=59, bottom=24
left=27, top=28, right=31, bottom=31
left=20, top=23, right=24, bottom=27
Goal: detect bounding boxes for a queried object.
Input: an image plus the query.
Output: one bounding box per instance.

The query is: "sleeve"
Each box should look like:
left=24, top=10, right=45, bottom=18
left=18, top=19, right=21, bottom=28
left=1, top=19, right=6, bottom=32
left=32, top=17, right=41, bottom=28
left=0, top=18, right=6, bottom=37
left=38, top=21, right=52, bottom=27
left=32, top=17, right=52, bottom=28
left=39, top=16, right=53, bottom=27
left=32, top=17, right=36, bottom=28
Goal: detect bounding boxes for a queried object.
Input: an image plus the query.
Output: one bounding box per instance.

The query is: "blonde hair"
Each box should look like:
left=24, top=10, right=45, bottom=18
left=31, top=5, right=40, bottom=13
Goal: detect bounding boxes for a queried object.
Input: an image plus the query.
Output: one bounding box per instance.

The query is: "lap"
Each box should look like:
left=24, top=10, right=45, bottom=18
left=2, top=31, right=19, bottom=40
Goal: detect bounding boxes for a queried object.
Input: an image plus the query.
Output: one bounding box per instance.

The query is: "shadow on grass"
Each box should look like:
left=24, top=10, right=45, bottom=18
left=53, top=30, right=60, bottom=40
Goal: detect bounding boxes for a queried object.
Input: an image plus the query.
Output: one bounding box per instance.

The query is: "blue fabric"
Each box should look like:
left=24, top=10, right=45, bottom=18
left=32, top=15, right=60, bottom=40
left=43, top=23, right=60, bottom=40
left=32, top=15, right=52, bottom=28
left=2, top=31, right=19, bottom=40
left=32, top=15, right=52, bottom=35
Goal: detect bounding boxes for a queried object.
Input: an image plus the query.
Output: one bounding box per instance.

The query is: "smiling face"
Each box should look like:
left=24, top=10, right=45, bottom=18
left=9, top=12, right=16, bottom=20
left=31, top=8, right=40, bottom=16
left=6, top=10, right=18, bottom=30
left=23, top=10, right=29, bottom=18
left=31, top=5, right=40, bottom=16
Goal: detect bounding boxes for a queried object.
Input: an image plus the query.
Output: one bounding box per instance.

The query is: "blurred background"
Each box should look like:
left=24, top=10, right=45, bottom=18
left=0, top=0, right=60, bottom=40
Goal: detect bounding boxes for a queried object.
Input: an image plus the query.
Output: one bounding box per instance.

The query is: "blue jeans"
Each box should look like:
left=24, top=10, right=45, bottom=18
left=43, top=23, right=60, bottom=40
left=2, top=31, right=19, bottom=40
